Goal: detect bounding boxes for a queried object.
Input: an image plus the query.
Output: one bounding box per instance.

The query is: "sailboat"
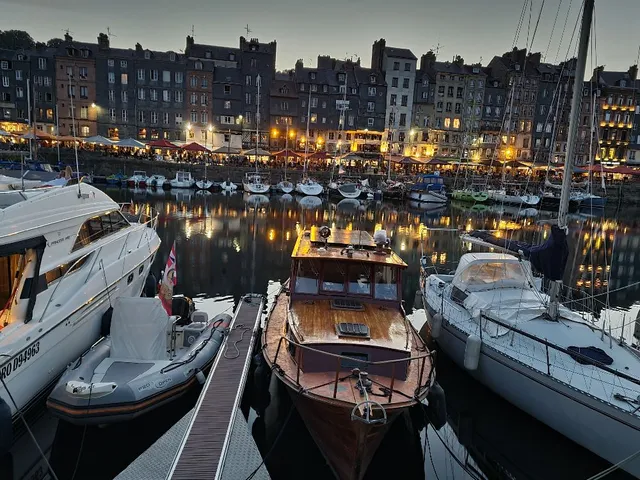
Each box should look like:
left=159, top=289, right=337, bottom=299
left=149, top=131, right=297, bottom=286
left=195, top=156, right=213, bottom=191
left=421, top=2, right=640, bottom=476
left=243, top=74, right=271, bottom=194
left=296, top=89, right=323, bottom=196
left=276, top=124, right=294, bottom=194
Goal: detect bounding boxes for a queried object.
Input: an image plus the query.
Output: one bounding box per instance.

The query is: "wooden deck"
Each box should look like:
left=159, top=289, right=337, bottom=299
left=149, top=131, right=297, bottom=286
left=168, top=294, right=264, bottom=480
left=264, top=290, right=432, bottom=409
left=289, top=299, right=409, bottom=350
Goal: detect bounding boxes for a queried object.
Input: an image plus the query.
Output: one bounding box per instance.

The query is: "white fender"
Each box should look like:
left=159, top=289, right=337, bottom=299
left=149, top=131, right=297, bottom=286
left=464, top=334, right=482, bottom=371
left=431, top=313, right=443, bottom=339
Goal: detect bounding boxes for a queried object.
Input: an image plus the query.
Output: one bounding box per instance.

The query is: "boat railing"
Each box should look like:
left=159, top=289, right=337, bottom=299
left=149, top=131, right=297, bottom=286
left=271, top=335, right=434, bottom=404
left=478, top=312, right=640, bottom=391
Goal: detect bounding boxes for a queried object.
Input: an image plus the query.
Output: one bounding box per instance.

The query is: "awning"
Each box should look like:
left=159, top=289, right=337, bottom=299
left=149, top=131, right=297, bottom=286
left=595, top=165, right=640, bottom=176
left=272, top=148, right=301, bottom=158
left=398, top=156, right=423, bottom=165
left=211, top=145, right=241, bottom=154
left=20, top=131, right=55, bottom=141
left=116, top=138, right=146, bottom=148
left=83, top=135, right=114, bottom=145
left=148, top=139, right=179, bottom=149
left=55, top=135, right=78, bottom=142
left=242, top=148, right=272, bottom=156
left=0, top=129, right=13, bottom=137
left=182, top=142, right=210, bottom=152
left=306, top=151, right=330, bottom=160
left=423, top=158, right=452, bottom=165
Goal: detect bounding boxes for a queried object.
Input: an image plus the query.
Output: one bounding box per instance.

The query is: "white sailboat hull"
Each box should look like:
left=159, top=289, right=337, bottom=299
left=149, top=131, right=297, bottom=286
left=296, top=181, right=323, bottom=196
left=337, top=183, right=361, bottom=199
left=243, top=182, right=271, bottom=194
left=195, top=180, right=213, bottom=190
left=277, top=181, right=294, bottom=194
left=169, top=180, right=195, bottom=189
left=488, top=190, right=540, bottom=206
left=426, top=311, right=640, bottom=477
left=408, top=190, right=448, bottom=204
left=221, top=181, right=237, bottom=191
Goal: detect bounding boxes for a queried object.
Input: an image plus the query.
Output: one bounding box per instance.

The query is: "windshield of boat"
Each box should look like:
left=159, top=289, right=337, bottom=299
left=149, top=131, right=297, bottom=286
left=455, top=261, right=529, bottom=291
left=0, top=253, right=25, bottom=328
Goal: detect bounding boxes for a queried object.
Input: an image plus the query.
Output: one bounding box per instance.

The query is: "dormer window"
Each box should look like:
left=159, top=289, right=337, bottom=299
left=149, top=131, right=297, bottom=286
left=621, top=80, right=627, bottom=87
left=370, top=75, right=376, bottom=84
left=195, top=61, right=203, bottom=70
left=144, top=51, right=151, bottom=60
left=205, top=51, right=212, bottom=59
left=16, top=54, right=24, bottom=61
left=169, top=52, right=176, bottom=62
left=310, top=72, right=316, bottom=80
left=250, top=45, right=257, bottom=51
left=338, top=73, right=345, bottom=82
left=229, top=53, right=235, bottom=61
left=81, top=49, right=89, bottom=58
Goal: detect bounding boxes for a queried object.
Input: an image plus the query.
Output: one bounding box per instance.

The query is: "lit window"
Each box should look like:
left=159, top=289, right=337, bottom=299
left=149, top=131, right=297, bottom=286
left=444, top=118, right=451, bottom=128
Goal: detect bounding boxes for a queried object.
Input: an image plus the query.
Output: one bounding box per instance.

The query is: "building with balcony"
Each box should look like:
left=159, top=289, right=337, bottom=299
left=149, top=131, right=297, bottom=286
left=54, top=34, right=98, bottom=137
left=478, top=74, right=506, bottom=163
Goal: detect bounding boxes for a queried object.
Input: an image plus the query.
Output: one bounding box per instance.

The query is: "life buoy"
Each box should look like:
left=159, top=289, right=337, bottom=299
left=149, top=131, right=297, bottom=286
left=319, top=226, right=331, bottom=239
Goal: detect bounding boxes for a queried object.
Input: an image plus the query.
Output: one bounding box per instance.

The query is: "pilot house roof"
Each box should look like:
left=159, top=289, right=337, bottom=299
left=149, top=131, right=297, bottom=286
left=292, top=227, right=407, bottom=267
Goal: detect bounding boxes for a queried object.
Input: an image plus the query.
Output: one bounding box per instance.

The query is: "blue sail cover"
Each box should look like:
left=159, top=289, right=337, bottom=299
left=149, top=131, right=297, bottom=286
left=467, top=225, right=569, bottom=281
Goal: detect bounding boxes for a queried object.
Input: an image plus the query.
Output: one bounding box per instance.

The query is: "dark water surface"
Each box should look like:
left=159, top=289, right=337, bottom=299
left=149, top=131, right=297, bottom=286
left=6, top=188, right=640, bottom=480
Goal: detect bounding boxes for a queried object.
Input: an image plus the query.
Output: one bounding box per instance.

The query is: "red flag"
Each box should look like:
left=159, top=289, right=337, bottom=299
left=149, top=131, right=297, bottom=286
left=159, top=242, right=177, bottom=315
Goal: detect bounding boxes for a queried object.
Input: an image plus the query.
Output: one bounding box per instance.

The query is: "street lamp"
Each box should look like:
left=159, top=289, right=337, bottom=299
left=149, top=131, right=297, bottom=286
left=364, top=128, right=369, bottom=153
left=272, top=128, right=279, bottom=149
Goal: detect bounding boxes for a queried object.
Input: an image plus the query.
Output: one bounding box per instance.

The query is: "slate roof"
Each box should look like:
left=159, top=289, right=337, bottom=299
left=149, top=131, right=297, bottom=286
left=385, top=47, right=417, bottom=60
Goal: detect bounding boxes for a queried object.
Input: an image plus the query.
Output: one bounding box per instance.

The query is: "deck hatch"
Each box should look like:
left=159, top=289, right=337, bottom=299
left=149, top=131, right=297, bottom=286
left=336, top=322, right=370, bottom=338
left=331, top=298, right=364, bottom=311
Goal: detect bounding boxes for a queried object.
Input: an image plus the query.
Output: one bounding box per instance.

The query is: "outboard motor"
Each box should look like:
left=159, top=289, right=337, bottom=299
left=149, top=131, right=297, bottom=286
left=172, top=296, right=194, bottom=326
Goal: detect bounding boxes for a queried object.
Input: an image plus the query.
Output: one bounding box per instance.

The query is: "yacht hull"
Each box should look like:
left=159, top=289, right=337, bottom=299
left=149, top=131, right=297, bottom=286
left=277, top=181, right=294, bottom=194
left=423, top=303, right=640, bottom=477
left=487, top=191, right=540, bottom=206
left=0, top=250, right=156, bottom=421
left=296, top=182, right=324, bottom=196
left=243, top=182, right=271, bottom=194
left=195, top=180, right=213, bottom=190
left=286, top=383, right=399, bottom=480
left=408, top=190, right=448, bottom=204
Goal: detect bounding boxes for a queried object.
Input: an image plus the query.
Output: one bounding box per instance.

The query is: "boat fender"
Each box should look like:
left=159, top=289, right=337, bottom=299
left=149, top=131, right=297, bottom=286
left=211, top=313, right=233, bottom=329
left=464, top=335, right=482, bottom=371
left=100, top=307, right=113, bottom=337
left=144, top=272, right=157, bottom=298
left=195, top=370, right=206, bottom=385
left=0, top=397, right=11, bottom=455
left=413, top=290, right=423, bottom=311
left=431, top=313, right=443, bottom=339
left=425, top=382, right=447, bottom=431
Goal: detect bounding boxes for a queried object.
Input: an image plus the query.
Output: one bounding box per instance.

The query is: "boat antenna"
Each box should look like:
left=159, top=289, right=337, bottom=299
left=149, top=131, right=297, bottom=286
left=304, top=86, right=311, bottom=177
left=68, top=71, right=82, bottom=197
left=255, top=74, right=260, bottom=174
left=548, top=0, right=594, bottom=319
left=23, top=78, right=31, bottom=191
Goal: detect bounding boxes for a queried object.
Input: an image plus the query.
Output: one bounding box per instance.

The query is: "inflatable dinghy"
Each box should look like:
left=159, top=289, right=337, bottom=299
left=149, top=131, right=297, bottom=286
left=47, top=296, right=231, bottom=425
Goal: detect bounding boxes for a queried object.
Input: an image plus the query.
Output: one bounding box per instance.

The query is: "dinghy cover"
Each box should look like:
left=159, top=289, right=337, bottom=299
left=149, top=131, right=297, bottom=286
left=110, top=297, right=171, bottom=361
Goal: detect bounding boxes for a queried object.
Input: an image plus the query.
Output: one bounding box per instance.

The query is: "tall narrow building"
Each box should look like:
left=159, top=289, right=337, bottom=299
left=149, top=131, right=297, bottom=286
left=371, top=39, right=416, bottom=154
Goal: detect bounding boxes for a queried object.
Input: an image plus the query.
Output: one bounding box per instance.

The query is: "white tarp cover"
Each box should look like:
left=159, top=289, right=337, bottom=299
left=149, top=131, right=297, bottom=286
left=110, top=297, right=171, bottom=361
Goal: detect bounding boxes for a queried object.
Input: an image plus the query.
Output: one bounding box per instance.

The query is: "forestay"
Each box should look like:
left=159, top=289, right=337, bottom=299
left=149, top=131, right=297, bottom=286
left=110, top=297, right=171, bottom=361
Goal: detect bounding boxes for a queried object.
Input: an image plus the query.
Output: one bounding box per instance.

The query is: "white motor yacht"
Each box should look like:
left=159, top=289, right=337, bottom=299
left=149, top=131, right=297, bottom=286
left=169, top=171, right=196, bottom=189
left=0, top=184, right=161, bottom=444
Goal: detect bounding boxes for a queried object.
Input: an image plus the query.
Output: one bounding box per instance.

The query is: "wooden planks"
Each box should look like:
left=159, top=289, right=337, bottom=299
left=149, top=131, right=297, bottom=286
left=289, top=299, right=409, bottom=351
left=169, top=295, right=263, bottom=480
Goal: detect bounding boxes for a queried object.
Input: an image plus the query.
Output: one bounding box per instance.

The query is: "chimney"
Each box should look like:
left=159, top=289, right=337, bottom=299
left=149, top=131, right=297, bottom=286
left=295, top=59, right=304, bottom=71
left=185, top=35, right=194, bottom=56
left=97, top=33, right=110, bottom=51
left=628, top=65, right=638, bottom=81
left=64, top=32, right=73, bottom=43
left=317, top=55, right=331, bottom=69
left=420, top=51, right=436, bottom=71
left=371, top=38, right=386, bottom=73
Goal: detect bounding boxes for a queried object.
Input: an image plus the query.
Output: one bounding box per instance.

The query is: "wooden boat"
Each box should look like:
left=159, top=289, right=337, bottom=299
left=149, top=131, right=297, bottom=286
left=262, top=226, right=434, bottom=480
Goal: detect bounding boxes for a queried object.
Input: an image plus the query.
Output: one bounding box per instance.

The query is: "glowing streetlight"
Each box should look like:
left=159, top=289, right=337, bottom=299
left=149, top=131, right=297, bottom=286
left=91, top=102, right=97, bottom=108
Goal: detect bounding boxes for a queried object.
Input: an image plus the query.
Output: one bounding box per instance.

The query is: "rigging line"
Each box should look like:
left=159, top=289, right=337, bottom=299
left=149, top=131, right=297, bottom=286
left=529, top=0, right=546, bottom=52
left=543, top=0, right=564, bottom=61
left=525, top=0, right=533, bottom=51
left=513, top=0, right=529, bottom=48
left=0, top=362, right=61, bottom=480
left=586, top=446, right=640, bottom=480
left=553, top=0, right=574, bottom=64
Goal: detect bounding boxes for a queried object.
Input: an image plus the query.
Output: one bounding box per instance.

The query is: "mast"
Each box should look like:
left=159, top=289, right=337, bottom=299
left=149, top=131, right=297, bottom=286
left=68, top=71, right=81, bottom=196
left=332, top=67, right=348, bottom=183
left=24, top=78, right=31, bottom=191
left=284, top=122, right=289, bottom=181
left=255, top=74, right=261, bottom=174
left=547, top=0, right=594, bottom=319
left=55, top=106, right=60, bottom=166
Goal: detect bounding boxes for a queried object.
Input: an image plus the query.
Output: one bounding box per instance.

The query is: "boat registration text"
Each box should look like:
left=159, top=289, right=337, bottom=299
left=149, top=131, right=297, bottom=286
left=0, top=342, right=40, bottom=380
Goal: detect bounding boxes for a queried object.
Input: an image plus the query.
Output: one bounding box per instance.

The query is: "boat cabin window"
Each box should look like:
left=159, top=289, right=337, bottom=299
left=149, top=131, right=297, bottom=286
left=72, top=211, right=130, bottom=252
left=458, top=262, right=526, bottom=288
left=45, top=255, right=91, bottom=285
left=294, top=259, right=320, bottom=294
left=0, top=254, right=24, bottom=326
left=321, top=262, right=346, bottom=293
left=374, top=265, right=399, bottom=300
left=348, top=264, right=371, bottom=295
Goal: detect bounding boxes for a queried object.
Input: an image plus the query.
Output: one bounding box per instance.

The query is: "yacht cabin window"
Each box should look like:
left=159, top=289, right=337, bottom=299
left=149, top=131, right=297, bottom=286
left=73, top=211, right=129, bottom=252
left=374, top=265, right=398, bottom=300
left=347, top=264, right=371, bottom=295
left=294, top=259, right=319, bottom=294
left=321, top=262, right=346, bottom=293
left=458, top=262, right=526, bottom=287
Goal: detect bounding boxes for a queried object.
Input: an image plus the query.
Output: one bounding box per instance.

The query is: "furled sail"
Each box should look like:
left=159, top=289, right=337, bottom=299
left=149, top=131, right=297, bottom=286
left=463, top=225, right=569, bottom=281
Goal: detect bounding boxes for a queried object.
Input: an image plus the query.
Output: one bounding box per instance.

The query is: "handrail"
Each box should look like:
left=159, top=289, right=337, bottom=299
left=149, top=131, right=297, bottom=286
left=271, top=335, right=433, bottom=402
left=84, top=246, right=102, bottom=284
left=478, top=312, right=640, bottom=389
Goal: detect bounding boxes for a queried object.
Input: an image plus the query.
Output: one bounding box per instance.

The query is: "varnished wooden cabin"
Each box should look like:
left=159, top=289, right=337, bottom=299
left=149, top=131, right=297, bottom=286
left=263, top=226, right=433, bottom=480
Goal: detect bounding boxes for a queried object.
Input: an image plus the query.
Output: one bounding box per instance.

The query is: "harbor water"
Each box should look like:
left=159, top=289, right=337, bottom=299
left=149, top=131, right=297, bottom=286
left=5, top=187, right=639, bottom=480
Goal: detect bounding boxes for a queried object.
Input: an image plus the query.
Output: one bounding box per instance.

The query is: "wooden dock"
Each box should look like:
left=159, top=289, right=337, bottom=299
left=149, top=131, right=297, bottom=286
left=167, top=294, right=264, bottom=480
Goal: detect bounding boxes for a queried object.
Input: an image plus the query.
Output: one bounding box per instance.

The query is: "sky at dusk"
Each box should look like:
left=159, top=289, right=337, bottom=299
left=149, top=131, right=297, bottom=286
left=1, top=0, right=639, bottom=73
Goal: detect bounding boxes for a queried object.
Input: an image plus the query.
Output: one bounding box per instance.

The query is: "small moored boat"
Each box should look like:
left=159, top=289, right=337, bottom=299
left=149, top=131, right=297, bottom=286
left=46, top=296, right=231, bottom=425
